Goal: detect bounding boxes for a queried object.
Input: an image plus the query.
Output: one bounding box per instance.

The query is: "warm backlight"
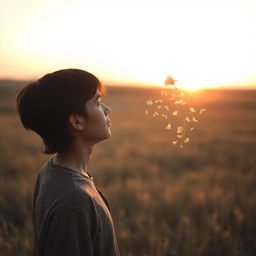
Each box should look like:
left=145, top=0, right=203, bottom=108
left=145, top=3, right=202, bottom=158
left=0, top=0, right=255, bottom=89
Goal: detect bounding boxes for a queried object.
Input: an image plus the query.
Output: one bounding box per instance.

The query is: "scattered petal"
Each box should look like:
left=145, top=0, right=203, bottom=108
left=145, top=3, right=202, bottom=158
left=199, top=108, right=207, bottom=114
left=175, top=100, right=183, bottom=105
left=190, top=107, right=196, bottom=112
left=177, top=126, right=184, bottom=133
left=180, top=144, right=184, bottom=148
left=180, top=91, right=184, bottom=97
left=146, top=99, right=153, bottom=105
left=184, top=138, right=190, bottom=143
left=172, top=140, right=178, bottom=145
left=145, top=109, right=148, bottom=115
left=153, top=112, right=159, bottom=118
left=163, top=105, right=169, bottom=111
left=155, top=99, right=163, bottom=104
left=172, top=110, right=178, bottom=116
left=162, top=114, right=167, bottom=119
left=192, top=116, right=198, bottom=122
left=190, top=127, right=194, bottom=131
left=157, top=105, right=162, bottom=109
left=185, top=117, right=190, bottom=122
left=165, top=124, right=172, bottom=130
left=177, top=135, right=183, bottom=138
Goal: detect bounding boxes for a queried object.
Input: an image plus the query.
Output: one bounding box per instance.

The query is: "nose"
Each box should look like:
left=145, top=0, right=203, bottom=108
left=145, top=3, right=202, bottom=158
left=103, top=103, right=111, bottom=115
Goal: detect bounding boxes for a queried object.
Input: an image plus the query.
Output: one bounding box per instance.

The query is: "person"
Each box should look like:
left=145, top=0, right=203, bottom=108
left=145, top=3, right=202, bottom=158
left=16, top=69, right=120, bottom=256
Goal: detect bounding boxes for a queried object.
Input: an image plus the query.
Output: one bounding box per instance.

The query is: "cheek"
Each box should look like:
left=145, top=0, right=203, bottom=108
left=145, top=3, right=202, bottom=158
left=84, top=108, right=110, bottom=139
left=87, top=107, right=105, bottom=125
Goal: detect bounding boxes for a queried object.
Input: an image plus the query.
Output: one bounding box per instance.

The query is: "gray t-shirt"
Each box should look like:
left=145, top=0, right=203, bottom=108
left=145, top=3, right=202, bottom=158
left=32, top=156, right=120, bottom=256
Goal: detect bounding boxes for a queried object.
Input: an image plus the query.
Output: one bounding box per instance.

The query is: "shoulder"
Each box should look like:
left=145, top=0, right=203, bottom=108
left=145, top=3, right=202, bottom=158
left=72, top=179, right=98, bottom=214
left=36, top=162, right=96, bottom=214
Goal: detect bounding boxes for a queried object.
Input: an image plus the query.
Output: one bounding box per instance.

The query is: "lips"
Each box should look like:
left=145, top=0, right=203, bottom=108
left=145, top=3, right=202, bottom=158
left=106, top=119, right=111, bottom=127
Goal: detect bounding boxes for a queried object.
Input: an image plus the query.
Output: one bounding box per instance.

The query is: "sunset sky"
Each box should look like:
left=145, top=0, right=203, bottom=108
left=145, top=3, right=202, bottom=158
left=1, top=0, right=255, bottom=90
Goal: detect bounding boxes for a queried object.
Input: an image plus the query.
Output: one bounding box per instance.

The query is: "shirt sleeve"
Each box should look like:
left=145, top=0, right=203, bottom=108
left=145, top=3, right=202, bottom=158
left=44, top=209, right=94, bottom=256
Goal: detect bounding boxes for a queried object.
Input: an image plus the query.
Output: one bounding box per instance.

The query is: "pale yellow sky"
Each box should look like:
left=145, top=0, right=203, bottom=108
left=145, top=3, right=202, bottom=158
left=0, top=0, right=256, bottom=90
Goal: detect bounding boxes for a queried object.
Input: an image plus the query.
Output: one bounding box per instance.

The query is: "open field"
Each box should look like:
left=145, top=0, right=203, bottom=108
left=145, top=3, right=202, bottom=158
left=0, top=80, right=256, bottom=255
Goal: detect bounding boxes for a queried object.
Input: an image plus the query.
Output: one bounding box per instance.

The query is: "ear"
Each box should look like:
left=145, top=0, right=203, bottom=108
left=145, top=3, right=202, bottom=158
left=68, top=114, right=85, bottom=130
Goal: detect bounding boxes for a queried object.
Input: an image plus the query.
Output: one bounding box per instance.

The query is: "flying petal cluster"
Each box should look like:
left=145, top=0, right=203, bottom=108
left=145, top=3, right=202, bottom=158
left=145, top=75, right=206, bottom=149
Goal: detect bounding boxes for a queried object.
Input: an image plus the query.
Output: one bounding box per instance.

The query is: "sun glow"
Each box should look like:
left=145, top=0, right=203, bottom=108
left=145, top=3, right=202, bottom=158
left=1, top=0, right=255, bottom=89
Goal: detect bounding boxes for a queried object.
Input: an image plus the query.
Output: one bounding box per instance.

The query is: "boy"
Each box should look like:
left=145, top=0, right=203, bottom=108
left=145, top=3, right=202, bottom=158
left=16, top=69, right=120, bottom=255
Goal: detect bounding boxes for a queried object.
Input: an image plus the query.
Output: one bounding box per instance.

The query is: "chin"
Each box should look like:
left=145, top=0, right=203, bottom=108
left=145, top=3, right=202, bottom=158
left=103, top=130, right=111, bottom=140
left=95, top=130, right=111, bottom=143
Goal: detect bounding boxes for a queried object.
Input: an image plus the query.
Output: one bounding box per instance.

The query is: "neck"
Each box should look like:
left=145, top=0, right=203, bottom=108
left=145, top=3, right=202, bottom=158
left=53, top=140, right=94, bottom=175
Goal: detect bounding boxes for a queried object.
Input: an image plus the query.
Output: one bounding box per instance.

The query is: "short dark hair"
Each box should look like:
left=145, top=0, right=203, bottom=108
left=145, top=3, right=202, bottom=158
left=16, top=68, right=105, bottom=154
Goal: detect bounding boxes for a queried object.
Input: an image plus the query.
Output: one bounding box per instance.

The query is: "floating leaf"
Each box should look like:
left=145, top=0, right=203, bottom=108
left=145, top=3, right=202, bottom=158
left=165, top=124, right=172, bottom=130
left=172, top=140, right=178, bottom=145
left=185, top=117, right=190, bottom=122
left=162, top=114, right=167, bottom=119
left=172, top=110, right=178, bottom=116
left=192, top=116, right=198, bottom=122
left=155, top=99, right=163, bottom=104
left=163, top=105, right=169, bottom=111
left=190, top=107, right=196, bottom=112
left=175, top=100, right=183, bottom=105
left=184, top=138, right=190, bottom=143
left=145, top=110, right=148, bottom=115
left=177, top=126, right=184, bottom=133
left=146, top=99, right=153, bottom=105
left=199, top=108, right=207, bottom=114
left=153, top=112, right=159, bottom=118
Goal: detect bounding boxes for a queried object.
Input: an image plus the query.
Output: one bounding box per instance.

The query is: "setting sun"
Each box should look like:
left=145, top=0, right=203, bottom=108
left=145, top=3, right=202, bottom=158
left=1, top=2, right=256, bottom=254
left=1, top=0, right=255, bottom=89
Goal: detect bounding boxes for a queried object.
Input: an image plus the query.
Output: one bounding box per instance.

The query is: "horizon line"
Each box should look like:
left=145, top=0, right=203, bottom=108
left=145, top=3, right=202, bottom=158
left=0, top=78, right=255, bottom=91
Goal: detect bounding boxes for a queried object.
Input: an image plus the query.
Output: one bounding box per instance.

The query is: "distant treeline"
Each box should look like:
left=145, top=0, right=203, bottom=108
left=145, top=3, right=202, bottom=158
left=0, top=80, right=31, bottom=97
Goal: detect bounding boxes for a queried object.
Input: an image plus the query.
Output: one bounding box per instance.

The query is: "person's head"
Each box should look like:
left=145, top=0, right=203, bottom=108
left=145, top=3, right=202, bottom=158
left=16, top=68, right=111, bottom=154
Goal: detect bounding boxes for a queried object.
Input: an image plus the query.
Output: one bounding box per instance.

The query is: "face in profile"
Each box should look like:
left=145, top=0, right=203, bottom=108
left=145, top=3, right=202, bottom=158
left=81, top=91, right=111, bottom=143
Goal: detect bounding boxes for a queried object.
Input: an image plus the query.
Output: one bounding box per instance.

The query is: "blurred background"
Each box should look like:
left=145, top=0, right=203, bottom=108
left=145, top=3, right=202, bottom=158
left=1, top=84, right=256, bottom=255
left=1, top=0, right=256, bottom=255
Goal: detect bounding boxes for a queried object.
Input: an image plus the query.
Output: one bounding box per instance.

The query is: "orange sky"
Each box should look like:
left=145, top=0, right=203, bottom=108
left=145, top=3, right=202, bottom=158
left=0, top=0, right=256, bottom=90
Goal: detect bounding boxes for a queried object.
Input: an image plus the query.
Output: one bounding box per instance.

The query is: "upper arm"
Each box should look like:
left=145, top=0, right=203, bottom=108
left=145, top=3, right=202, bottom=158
left=44, top=209, right=94, bottom=256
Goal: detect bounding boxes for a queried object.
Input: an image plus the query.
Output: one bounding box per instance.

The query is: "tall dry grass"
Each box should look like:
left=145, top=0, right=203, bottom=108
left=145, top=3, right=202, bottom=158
left=0, top=81, right=256, bottom=255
